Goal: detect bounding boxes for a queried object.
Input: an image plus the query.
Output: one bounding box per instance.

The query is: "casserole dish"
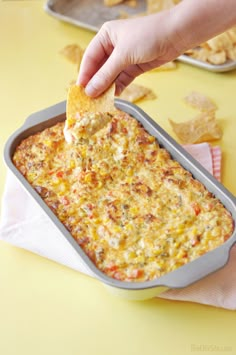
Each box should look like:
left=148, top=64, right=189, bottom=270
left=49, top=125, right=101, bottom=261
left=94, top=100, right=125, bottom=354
left=4, top=100, right=236, bottom=300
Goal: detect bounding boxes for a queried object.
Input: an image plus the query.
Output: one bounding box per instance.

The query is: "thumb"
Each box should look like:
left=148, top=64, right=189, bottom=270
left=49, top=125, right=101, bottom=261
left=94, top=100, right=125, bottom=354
left=85, top=48, right=125, bottom=97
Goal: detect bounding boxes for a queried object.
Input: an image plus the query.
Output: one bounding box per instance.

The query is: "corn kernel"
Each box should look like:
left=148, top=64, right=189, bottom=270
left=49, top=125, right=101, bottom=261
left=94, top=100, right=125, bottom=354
left=44, top=140, right=52, bottom=147
left=125, top=223, right=134, bottom=231
left=93, top=218, right=101, bottom=225
left=97, top=181, right=103, bottom=189
left=191, top=227, right=198, bottom=236
left=136, top=255, right=145, bottom=263
left=127, top=251, right=136, bottom=260
left=153, top=248, right=162, bottom=256
left=67, top=117, right=75, bottom=126
left=70, top=160, right=75, bottom=169
left=127, top=168, right=133, bottom=176
left=176, top=227, right=184, bottom=235
left=126, top=177, right=133, bottom=184
left=52, top=178, right=60, bottom=186
left=84, top=173, right=92, bottom=183
left=130, top=207, right=138, bottom=214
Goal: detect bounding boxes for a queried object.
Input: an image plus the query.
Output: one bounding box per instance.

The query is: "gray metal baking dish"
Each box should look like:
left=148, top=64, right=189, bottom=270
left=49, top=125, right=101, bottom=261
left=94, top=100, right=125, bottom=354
left=178, top=54, right=236, bottom=73
left=4, top=100, right=236, bottom=300
left=44, top=0, right=236, bottom=73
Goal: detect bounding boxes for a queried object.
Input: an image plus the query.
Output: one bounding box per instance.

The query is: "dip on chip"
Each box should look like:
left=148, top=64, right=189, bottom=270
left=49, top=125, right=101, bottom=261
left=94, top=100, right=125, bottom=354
left=64, top=84, right=117, bottom=143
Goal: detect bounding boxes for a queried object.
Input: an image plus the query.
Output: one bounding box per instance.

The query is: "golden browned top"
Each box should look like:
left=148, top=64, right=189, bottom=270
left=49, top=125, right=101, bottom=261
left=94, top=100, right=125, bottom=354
left=13, top=111, right=234, bottom=282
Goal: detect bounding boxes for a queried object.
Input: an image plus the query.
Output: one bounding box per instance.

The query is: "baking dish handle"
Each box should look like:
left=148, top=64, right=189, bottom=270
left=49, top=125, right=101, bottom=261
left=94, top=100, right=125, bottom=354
left=22, top=101, right=66, bottom=130
left=161, top=239, right=236, bottom=289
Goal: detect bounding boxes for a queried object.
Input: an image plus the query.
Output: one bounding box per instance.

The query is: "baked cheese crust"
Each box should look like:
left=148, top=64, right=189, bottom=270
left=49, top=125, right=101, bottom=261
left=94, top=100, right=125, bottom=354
left=13, top=112, right=234, bottom=282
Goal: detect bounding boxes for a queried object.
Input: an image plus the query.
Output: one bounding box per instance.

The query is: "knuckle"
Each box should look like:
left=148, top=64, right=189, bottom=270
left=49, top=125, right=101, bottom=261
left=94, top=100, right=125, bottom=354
left=97, top=71, right=110, bottom=85
left=100, top=20, right=113, bottom=33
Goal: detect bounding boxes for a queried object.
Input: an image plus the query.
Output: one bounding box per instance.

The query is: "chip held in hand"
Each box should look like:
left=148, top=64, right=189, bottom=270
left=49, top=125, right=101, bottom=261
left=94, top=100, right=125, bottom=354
left=64, top=84, right=117, bottom=143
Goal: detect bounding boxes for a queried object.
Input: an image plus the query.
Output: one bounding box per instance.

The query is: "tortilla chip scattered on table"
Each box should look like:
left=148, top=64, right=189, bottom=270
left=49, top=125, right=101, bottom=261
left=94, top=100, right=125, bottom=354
left=169, top=112, right=223, bottom=144
left=147, top=0, right=179, bottom=14
left=184, top=91, right=217, bottom=112
left=64, top=84, right=117, bottom=143
left=104, top=0, right=124, bottom=6
left=119, top=83, right=157, bottom=103
left=60, top=44, right=84, bottom=67
left=124, top=0, right=137, bottom=7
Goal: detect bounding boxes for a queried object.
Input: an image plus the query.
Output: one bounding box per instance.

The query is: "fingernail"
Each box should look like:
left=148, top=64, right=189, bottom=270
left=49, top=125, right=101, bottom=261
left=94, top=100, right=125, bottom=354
left=85, top=81, right=96, bottom=97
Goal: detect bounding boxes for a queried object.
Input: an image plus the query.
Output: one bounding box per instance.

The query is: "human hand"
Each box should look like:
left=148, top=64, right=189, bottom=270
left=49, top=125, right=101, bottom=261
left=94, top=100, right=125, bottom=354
left=77, top=11, right=183, bottom=97
left=77, top=0, right=236, bottom=98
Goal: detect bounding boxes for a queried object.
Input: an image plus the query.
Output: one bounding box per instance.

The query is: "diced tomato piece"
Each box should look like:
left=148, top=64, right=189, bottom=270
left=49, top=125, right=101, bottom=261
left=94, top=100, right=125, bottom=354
left=129, top=269, right=144, bottom=279
left=192, top=202, right=201, bottom=216
left=61, top=196, right=70, bottom=205
left=56, top=171, right=63, bottom=178
left=191, top=238, right=200, bottom=247
left=107, top=265, right=118, bottom=272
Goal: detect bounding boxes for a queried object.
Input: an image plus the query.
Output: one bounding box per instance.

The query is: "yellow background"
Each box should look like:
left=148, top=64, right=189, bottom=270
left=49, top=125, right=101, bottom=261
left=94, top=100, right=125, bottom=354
left=0, top=1, right=236, bottom=355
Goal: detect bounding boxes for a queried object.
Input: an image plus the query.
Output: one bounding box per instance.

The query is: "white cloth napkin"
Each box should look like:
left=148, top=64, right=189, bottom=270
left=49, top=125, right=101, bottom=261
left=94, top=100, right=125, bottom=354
left=1, top=143, right=236, bottom=309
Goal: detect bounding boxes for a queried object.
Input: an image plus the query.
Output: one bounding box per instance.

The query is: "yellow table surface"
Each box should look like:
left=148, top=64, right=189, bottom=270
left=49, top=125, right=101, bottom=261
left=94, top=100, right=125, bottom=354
left=0, top=2, right=236, bottom=355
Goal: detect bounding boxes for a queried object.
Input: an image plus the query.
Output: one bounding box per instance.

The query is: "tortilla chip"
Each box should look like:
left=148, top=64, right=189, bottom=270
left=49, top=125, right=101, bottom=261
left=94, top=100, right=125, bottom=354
left=207, top=50, right=227, bottom=65
left=104, top=0, right=124, bottom=6
left=184, top=27, right=236, bottom=65
left=67, top=84, right=116, bottom=119
left=207, top=32, right=233, bottom=52
left=124, top=0, right=137, bottom=7
left=184, top=49, right=195, bottom=55
left=147, top=0, right=176, bottom=13
left=118, top=10, right=130, bottom=19
left=184, top=91, right=217, bottom=112
left=227, top=27, right=236, bottom=44
left=65, top=84, right=117, bottom=143
left=66, top=79, right=76, bottom=92
left=60, top=44, right=84, bottom=67
left=188, top=48, right=211, bottom=62
left=119, top=10, right=146, bottom=19
left=169, top=112, right=222, bottom=144
left=226, top=45, right=236, bottom=60
left=119, top=83, right=157, bottom=102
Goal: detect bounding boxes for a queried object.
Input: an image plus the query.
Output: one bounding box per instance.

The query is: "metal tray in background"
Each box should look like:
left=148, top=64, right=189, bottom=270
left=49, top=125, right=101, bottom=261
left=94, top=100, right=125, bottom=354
left=44, top=0, right=236, bottom=73
left=4, top=99, right=236, bottom=300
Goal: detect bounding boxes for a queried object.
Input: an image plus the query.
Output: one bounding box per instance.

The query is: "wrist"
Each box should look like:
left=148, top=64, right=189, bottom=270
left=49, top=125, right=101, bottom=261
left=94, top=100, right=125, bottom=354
left=169, top=0, right=236, bottom=53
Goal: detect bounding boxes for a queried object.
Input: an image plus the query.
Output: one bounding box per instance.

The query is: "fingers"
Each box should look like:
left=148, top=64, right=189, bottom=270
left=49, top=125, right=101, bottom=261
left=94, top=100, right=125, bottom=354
left=77, top=15, right=174, bottom=97
left=77, top=28, right=114, bottom=88
left=114, top=64, right=144, bottom=95
left=115, top=59, right=167, bottom=95
left=82, top=48, right=126, bottom=97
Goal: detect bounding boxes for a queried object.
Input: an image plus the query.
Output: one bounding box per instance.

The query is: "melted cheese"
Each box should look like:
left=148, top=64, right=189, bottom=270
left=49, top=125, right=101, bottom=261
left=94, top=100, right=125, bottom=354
left=13, top=111, right=234, bottom=282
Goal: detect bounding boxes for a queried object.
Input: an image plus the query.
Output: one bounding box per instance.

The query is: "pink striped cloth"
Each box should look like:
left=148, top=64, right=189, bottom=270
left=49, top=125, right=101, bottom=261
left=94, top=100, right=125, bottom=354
left=2, top=142, right=236, bottom=309
left=211, top=145, right=222, bottom=181
left=183, top=143, right=221, bottom=181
